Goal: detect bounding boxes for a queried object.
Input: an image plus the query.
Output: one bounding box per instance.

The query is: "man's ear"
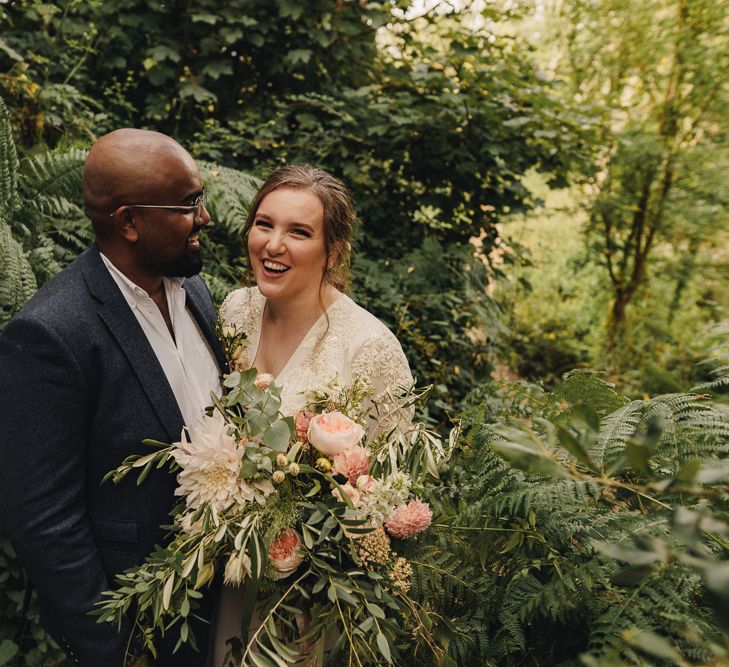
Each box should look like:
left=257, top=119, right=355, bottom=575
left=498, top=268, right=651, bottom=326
left=112, top=206, right=139, bottom=242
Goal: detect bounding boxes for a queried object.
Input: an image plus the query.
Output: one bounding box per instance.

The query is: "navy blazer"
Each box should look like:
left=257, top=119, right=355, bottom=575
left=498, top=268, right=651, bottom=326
left=0, top=246, right=227, bottom=665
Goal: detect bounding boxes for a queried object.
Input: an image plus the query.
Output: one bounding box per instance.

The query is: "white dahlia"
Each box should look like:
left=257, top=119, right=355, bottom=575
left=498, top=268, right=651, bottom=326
left=172, top=411, right=275, bottom=512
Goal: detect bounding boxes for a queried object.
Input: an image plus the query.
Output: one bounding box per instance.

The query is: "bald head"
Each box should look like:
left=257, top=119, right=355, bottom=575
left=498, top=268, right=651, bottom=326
left=83, top=129, right=198, bottom=238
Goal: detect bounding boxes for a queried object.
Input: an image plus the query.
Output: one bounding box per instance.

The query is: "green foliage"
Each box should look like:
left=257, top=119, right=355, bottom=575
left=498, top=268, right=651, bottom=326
left=407, top=370, right=729, bottom=665
left=550, top=0, right=729, bottom=342
left=0, top=539, right=68, bottom=666
left=0, top=95, right=35, bottom=327
left=0, top=0, right=390, bottom=148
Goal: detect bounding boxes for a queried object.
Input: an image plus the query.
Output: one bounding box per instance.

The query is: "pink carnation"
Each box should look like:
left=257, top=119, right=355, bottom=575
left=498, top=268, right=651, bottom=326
left=333, top=445, right=371, bottom=484
left=295, top=410, right=314, bottom=443
left=385, top=499, right=432, bottom=539
left=295, top=410, right=314, bottom=442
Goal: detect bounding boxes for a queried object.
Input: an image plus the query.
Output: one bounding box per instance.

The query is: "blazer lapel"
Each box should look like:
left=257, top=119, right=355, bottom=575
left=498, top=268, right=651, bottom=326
left=81, top=247, right=184, bottom=441
left=183, top=282, right=229, bottom=375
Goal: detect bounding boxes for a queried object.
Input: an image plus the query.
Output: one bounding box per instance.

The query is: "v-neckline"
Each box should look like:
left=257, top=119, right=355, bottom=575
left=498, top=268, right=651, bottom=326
left=249, top=292, right=346, bottom=379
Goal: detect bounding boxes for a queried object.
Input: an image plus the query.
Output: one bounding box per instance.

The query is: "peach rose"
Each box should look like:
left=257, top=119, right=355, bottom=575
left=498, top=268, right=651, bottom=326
left=307, top=412, right=365, bottom=457
left=268, top=528, right=304, bottom=579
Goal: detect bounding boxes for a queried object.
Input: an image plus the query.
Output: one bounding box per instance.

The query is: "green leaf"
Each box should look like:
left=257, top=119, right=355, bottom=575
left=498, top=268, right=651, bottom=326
left=301, top=524, right=315, bottom=550
left=305, top=480, right=321, bottom=497
left=593, top=540, right=663, bottom=566
left=376, top=632, right=392, bottom=663
left=622, top=628, right=683, bottom=662
left=190, top=12, right=219, bottom=24
left=677, top=458, right=701, bottom=483
left=0, top=639, right=19, bottom=665
left=491, top=426, right=570, bottom=478
left=223, top=371, right=241, bottom=388
left=556, top=425, right=592, bottom=467
left=240, top=459, right=258, bottom=478
left=148, top=45, right=180, bottom=63
left=366, top=603, right=385, bottom=619
left=625, top=442, right=651, bottom=474
left=262, top=420, right=291, bottom=452
left=162, top=572, right=175, bottom=611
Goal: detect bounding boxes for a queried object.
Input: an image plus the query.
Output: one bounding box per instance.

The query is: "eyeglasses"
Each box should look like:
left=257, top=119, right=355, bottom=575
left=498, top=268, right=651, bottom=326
left=110, top=189, right=207, bottom=222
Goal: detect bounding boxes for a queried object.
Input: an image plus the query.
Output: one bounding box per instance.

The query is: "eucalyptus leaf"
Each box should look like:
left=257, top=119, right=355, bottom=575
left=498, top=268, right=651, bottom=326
left=262, top=420, right=292, bottom=452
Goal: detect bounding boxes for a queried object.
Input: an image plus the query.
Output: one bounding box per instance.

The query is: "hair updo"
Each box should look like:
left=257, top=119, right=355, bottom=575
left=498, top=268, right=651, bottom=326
left=243, top=164, right=357, bottom=291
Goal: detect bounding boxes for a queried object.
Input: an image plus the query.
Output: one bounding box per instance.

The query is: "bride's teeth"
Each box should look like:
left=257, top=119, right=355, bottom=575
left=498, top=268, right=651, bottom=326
left=263, top=260, right=289, bottom=271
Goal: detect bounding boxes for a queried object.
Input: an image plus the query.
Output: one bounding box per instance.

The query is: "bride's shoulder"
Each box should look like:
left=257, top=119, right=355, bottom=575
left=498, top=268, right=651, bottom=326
left=219, top=286, right=265, bottom=330
left=334, top=295, right=402, bottom=347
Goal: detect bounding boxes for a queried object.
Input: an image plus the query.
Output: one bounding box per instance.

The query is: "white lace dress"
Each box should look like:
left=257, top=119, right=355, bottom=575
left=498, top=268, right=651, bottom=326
left=219, top=286, right=413, bottom=420
left=210, top=286, right=413, bottom=665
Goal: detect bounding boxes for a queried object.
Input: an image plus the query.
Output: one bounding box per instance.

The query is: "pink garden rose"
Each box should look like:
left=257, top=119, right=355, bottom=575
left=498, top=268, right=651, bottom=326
left=268, top=528, right=304, bottom=578
left=295, top=410, right=315, bottom=443
left=385, top=499, right=433, bottom=539
left=307, top=412, right=365, bottom=457
left=333, top=445, right=371, bottom=484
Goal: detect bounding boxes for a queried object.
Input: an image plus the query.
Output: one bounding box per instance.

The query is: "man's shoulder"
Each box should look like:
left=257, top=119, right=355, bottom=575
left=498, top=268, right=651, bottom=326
left=8, top=248, right=98, bottom=328
left=183, top=273, right=213, bottom=301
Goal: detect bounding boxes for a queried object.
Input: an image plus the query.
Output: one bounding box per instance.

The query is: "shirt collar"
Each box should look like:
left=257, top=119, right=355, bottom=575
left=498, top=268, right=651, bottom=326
left=99, top=252, right=185, bottom=308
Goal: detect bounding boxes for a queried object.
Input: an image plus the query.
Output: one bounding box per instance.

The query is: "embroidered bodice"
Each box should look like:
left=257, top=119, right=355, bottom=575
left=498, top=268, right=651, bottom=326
left=219, top=287, right=413, bottom=429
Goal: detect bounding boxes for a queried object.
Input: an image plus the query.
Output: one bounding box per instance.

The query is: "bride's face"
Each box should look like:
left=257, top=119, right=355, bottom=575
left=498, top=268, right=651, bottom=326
left=248, top=187, right=327, bottom=303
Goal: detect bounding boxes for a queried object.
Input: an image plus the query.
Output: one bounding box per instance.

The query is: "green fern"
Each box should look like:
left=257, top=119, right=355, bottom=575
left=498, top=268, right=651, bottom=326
left=0, top=218, right=37, bottom=324
left=0, top=97, right=19, bottom=214
left=409, top=370, right=729, bottom=666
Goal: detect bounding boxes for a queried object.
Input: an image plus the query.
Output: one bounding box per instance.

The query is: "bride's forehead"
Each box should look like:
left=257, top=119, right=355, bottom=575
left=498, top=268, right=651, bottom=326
left=258, top=188, right=324, bottom=220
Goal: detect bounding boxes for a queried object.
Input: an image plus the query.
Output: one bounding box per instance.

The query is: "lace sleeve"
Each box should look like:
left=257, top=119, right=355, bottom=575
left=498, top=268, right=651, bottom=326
left=351, top=330, right=414, bottom=440
left=219, top=288, right=261, bottom=334
left=219, top=289, right=242, bottom=327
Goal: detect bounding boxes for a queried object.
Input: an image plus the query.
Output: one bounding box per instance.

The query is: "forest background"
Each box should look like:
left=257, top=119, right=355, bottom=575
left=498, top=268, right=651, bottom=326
left=2, top=0, right=729, bottom=665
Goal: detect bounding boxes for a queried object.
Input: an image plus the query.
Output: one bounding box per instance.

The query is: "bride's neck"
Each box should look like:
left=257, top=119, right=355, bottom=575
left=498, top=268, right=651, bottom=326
left=264, top=284, right=340, bottom=325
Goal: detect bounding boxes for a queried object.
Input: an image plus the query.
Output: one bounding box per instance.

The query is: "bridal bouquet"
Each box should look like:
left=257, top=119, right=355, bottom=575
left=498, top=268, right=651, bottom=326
left=96, top=328, right=451, bottom=666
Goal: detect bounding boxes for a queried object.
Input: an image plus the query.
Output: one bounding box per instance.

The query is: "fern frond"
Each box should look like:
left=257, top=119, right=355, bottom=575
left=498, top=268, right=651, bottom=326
left=0, top=217, right=37, bottom=327
left=200, top=161, right=260, bottom=236
left=590, top=400, right=646, bottom=467
left=491, top=479, right=600, bottom=519
left=19, top=148, right=86, bottom=203
left=0, top=97, right=19, bottom=215
left=518, top=560, right=608, bottom=624
left=549, top=370, right=629, bottom=420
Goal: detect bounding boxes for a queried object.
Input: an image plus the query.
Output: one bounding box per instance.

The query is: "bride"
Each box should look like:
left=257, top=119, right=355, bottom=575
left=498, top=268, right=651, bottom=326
left=212, top=164, right=413, bottom=665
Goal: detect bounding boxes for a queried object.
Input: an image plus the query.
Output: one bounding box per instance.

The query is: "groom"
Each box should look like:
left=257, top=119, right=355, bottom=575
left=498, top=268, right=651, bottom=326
left=0, top=129, right=226, bottom=665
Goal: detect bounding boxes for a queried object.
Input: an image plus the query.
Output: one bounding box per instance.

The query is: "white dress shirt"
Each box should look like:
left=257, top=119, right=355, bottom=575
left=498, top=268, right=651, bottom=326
left=100, top=253, right=221, bottom=427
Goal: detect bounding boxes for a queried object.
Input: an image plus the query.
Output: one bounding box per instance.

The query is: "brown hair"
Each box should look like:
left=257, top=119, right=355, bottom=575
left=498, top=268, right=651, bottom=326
left=243, top=164, right=357, bottom=291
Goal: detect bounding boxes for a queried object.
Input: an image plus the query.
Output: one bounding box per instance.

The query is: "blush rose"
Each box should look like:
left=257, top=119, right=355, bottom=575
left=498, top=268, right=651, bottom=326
left=307, top=412, right=365, bottom=457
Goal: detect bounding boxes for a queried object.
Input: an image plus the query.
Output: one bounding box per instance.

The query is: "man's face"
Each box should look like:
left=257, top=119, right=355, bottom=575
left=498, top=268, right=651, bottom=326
left=131, top=153, right=211, bottom=279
